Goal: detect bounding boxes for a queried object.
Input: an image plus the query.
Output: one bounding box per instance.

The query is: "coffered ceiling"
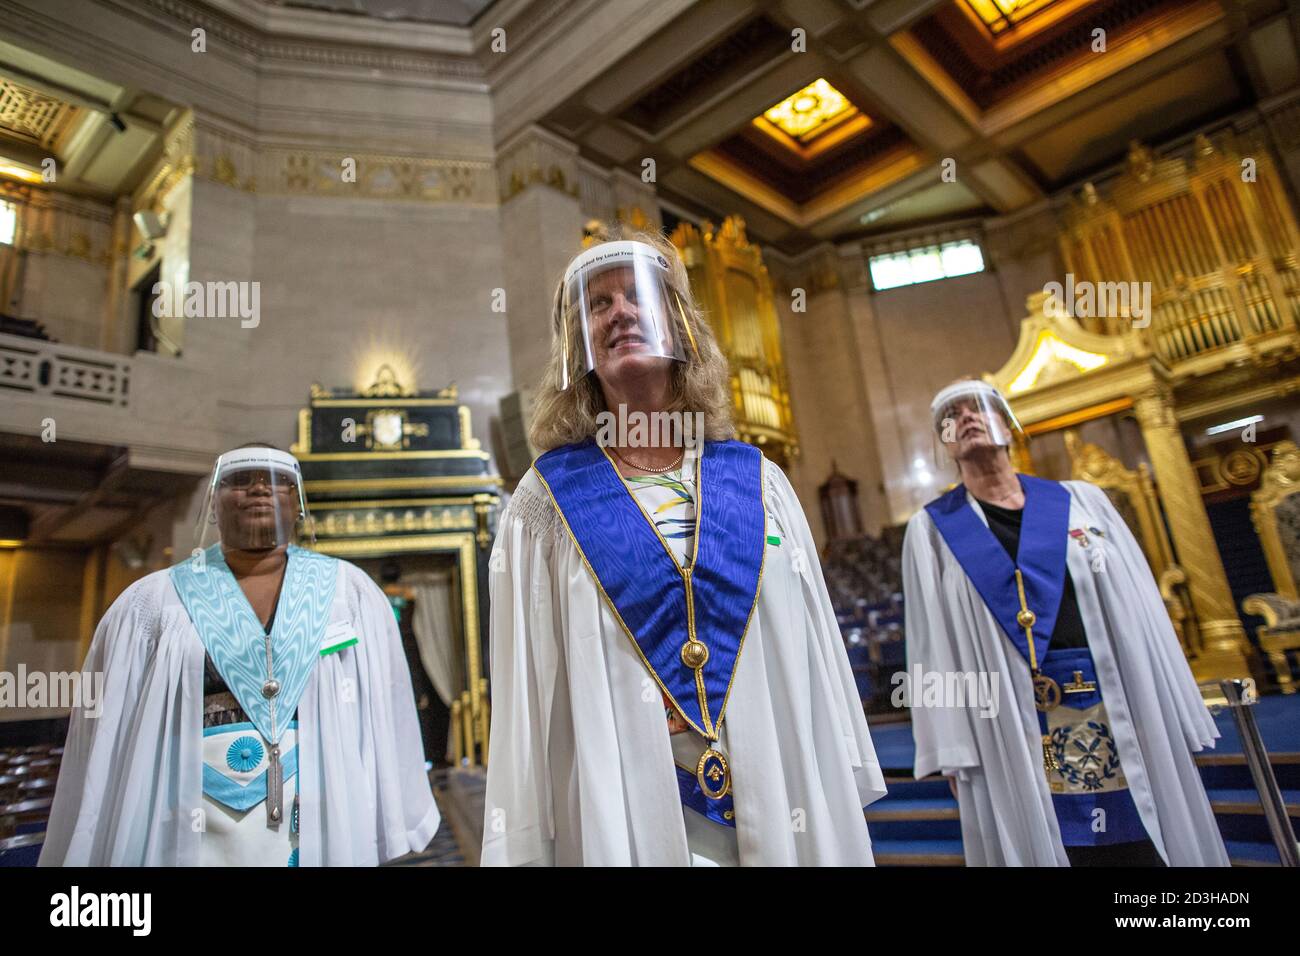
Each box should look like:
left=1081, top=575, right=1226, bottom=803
left=0, top=39, right=178, bottom=200
left=2, top=0, right=1295, bottom=254
left=510, top=0, right=1297, bottom=254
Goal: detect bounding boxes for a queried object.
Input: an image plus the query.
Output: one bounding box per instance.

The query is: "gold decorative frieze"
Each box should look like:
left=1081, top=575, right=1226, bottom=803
left=190, top=120, right=258, bottom=192
left=137, top=110, right=494, bottom=204
left=0, top=187, right=114, bottom=264
left=782, top=246, right=843, bottom=297
left=134, top=113, right=196, bottom=214
left=314, top=505, right=476, bottom=538
left=265, top=148, right=494, bottom=203
left=497, top=127, right=580, bottom=203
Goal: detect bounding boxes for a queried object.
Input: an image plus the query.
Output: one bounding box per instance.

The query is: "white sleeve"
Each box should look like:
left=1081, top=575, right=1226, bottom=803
left=1068, top=480, right=1219, bottom=750
left=766, top=461, right=886, bottom=808
left=38, top=579, right=150, bottom=866
left=902, top=512, right=981, bottom=779
left=481, top=483, right=559, bottom=866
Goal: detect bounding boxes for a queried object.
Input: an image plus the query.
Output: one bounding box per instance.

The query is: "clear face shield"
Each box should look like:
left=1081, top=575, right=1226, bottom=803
left=557, top=240, right=698, bottom=390
left=930, top=381, right=1024, bottom=467
left=194, top=447, right=313, bottom=554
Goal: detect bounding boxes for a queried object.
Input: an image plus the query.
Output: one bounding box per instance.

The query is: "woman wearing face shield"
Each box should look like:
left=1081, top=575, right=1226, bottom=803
left=481, top=231, right=885, bottom=866
left=39, top=443, right=439, bottom=866
left=901, top=380, right=1228, bottom=866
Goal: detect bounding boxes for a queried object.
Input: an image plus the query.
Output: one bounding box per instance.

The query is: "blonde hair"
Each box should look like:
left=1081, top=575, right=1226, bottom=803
left=528, top=227, right=735, bottom=452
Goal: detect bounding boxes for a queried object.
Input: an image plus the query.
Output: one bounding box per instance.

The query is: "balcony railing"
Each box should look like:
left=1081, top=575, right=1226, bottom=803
left=0, top=331, right=131, bottom=407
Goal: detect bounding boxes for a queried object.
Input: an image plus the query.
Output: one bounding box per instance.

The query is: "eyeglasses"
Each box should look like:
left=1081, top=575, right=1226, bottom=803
left=219, top=470, right=298, bottom=492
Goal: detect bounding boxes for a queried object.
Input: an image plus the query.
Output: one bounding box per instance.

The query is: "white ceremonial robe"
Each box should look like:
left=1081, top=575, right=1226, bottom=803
left=903, top=479, right=1229, bottom=866
left=482, top=457, right=886, bottom=866
left=38, top=558, right=440, bottom=866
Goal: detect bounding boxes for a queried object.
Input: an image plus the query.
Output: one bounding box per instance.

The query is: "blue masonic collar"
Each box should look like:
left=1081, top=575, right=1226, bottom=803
left=533, top=439, right=765, bottom=741
left=924, top=474, right=1071, bottom=666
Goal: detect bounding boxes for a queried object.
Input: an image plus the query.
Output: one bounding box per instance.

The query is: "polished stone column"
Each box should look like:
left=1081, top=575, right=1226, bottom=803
left=1134, top=383, right=1252, bottom=678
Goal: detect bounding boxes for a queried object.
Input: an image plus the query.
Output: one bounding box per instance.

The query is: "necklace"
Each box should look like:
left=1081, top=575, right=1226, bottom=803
left=1015, top=568, right=1060, bottom=775
left=609, top=445, right=684, bottom=474
left=262, top=616, right=284, bottom=826
left=244, top=562, right=286, bottom=828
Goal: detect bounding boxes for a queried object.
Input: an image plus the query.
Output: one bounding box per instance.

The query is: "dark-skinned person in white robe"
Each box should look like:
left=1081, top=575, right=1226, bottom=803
left=40, top=444, right=438, bottom=866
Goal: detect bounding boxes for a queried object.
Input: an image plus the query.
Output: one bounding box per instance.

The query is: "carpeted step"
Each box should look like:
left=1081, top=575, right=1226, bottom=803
left=871, top=839, right=965, bottom=866
left=866, top=797, right=960, bottom=822
left=1206, top=787, right=1300, bottom=816
left=1224, top=840, right=1283, bottom=866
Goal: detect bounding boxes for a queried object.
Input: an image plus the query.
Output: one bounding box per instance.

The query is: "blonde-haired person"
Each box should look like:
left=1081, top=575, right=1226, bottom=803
left=482, top=230, right=884, bottom=866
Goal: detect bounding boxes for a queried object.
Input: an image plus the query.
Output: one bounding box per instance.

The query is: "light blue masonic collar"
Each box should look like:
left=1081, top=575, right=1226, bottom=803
left=170, top=544, right=338, bottom=743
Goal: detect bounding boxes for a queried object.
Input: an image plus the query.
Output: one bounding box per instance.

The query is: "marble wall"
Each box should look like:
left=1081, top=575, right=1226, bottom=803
left=241, top=191, right=510, bottom=451
left=3, top=190, right=116, bottom=349
left=772, top=214, right=1063, bottom=544
left=0, top=0, right=510, bottom=554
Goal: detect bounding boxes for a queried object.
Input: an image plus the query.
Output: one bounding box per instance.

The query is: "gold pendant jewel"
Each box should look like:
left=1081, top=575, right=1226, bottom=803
left=1033, top=673, right=1061, bottom=712
left=697, top=747, right=730, bottom=800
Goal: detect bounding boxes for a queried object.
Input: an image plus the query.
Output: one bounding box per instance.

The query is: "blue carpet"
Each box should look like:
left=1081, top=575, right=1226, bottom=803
left=865, top=694, right=1300, bottom=866
left=1223, top=840, right=1283, bottom=865
left=872, top=839, right=964, bottom=861
left=867, top=720, right=916, bottom=772
left=1205, top=693, right=1300, bottom=753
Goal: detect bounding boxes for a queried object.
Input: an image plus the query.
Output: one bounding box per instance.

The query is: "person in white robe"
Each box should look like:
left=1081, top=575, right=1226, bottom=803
left=902, top=380, right=1228, bottom=866
left=39, top=444, right=438, bottom=866
left=482, top=232, right=885, bottom=866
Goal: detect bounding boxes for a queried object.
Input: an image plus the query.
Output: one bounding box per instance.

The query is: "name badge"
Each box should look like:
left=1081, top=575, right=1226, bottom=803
left=320, top=620, right=358, bottom=657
